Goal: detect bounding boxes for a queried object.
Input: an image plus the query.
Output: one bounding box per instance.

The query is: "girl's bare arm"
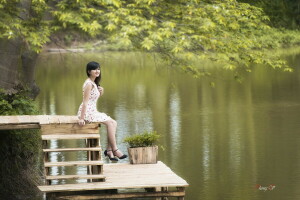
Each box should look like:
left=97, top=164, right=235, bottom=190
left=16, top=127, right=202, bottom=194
left=78, top=83, right=92, bottom=125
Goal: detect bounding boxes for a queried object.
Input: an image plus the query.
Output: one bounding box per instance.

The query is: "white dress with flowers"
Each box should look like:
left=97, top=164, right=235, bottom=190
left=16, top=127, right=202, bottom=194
left=77, top=79, right=111, bottom=122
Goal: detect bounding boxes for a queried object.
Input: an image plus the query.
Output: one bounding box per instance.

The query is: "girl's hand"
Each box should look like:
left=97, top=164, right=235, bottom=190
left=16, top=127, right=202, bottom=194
left=78, top=119, right=85, bottom=126
left=98, top=86, right=104, bottom=95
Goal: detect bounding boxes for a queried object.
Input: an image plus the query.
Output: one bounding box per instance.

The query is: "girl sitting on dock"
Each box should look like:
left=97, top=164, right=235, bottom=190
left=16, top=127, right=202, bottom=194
left=77, top=61, right=127, bottom=161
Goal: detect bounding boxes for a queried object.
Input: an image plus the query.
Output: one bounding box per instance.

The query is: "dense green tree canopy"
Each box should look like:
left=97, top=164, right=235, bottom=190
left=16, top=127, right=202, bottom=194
left=0, top=0, right=300, bottom=82
left=239, top=0, right=300, bottom=29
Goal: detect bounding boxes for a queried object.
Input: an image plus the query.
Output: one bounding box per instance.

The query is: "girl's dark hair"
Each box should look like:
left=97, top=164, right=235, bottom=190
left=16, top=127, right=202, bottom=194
left=86, top=61, right=101, bottom=86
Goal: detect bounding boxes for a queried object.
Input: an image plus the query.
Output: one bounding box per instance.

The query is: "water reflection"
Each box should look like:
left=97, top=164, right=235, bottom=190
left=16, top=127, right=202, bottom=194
left=36, top=50, right=300, bottom=200
left=169, top=89, right=181, bottom=165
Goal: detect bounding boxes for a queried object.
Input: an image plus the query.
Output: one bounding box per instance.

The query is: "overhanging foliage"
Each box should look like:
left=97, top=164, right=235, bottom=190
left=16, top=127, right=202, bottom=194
left=1, top=0, right=299, bottom=78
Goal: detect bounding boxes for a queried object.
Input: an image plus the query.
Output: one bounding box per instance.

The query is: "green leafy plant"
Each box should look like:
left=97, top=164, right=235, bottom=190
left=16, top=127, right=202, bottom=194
left=0, top=86, right=39, bottom=115
left=124, top=131, right=160, bottom=148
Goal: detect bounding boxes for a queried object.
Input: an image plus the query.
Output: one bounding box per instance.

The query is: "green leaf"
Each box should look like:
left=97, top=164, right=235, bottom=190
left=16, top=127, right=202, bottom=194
left=105, top=23, right=117, bottom=31
left=141, top=37, right=154, bottom=50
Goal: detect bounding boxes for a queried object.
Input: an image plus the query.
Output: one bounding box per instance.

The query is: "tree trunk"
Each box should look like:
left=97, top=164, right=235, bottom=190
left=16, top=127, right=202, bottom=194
left=21, top=50, right=40, bottom=98
left=0, top=39, right=40, bottom=98
left=0, top=39, right=22, bottom=89
left=0, top=0, right=40, bottom=98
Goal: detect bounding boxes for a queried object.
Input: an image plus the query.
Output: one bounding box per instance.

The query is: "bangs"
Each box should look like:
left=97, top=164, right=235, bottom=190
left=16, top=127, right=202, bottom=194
left=90, top=65, right=100, bottom=70
left=86, top=61, right=100, bottom=71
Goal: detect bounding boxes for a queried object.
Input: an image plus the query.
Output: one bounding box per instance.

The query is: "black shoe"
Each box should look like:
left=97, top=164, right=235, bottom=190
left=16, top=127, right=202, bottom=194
left=104, top=150, right=118, bottom=161
left=113, top=149, right=128, bottom=159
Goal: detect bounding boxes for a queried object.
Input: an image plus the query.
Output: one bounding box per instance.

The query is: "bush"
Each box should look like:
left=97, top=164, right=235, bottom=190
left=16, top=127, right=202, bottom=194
left=0, top=85, right=38, bottom=115
left=255, top=29, right=300, bottom=49
left=124, top=131, right=160, bottom=148
left=0, top=85, right=42, bottom=199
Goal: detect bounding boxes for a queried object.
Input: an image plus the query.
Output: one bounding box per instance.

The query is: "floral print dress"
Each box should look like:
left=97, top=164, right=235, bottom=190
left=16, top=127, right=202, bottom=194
left=77, top=79, right=111, bottom=122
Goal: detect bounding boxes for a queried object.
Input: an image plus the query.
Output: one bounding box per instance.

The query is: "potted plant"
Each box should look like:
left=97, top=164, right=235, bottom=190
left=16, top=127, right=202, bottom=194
left=123, top=131, right=160, bottom=164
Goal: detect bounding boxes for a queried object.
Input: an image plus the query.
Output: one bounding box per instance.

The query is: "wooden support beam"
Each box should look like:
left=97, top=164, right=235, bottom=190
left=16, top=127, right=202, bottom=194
left=46, top=174, right=106, bottom=180
left=177, top=187, right=185, bottom=200
left=41, top=134, right=100, bottom=140
left=53, top=191, right=185, bottom=200
left=43, top=147, right=102, bottom=152
left=0, top=123, right=40, bottom=130
left=86, top=138, right=103, bottom=182
left=44, top=161, right=103, bottom=167
left=40, top=123, right=99, bottom=135
left=161, top=187, right=169, bottom=200
left=43, top=140, right=51, bottom=185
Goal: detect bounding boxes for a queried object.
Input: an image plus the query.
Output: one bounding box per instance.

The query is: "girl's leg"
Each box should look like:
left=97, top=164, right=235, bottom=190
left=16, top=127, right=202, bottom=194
left=101, top=119, right=125, bottom=158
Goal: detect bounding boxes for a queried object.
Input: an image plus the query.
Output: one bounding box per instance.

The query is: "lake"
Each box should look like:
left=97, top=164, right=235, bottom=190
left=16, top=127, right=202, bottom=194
left=36, top=49, right=300, bottom=200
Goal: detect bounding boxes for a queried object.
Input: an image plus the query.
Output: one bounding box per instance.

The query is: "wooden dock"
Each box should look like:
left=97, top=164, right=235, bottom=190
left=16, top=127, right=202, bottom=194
left=0, top=115, right=189, bottom=199
left=39, top=161, right=188, bottom=199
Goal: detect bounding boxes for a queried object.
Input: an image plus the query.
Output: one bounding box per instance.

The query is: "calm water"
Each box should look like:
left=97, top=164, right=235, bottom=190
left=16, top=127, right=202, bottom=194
left=36, top=50, right=300, bottom=200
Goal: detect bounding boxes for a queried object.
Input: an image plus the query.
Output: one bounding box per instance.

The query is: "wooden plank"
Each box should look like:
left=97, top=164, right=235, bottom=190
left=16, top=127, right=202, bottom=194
left=46, top=175, right=106, bottom=180
left=0, top=115, right=101, bottom=131
left=57, top=116, right=77, bottom=124
left=16, top=115, right=29, bottom=123
left=39, top=115, right=78, bottom=124
left=41, top=134, right=100, bottom=140
left=47, top=115, right=60, bottom=124
left=0, top=115, right=100, bottom=126
left=29, top=115, right=44, bottom=123
left=0, top=123, right=40, bottom=130
left=41, top=123, right=99, bottom=135
left=51, top=116, right=78, bottom=124
left=0, top=115, right=35, bottom=124
left=103, top=170, right=175, bottom=176
left=43, top=147, right=102, bottom=152
left=0, top=115, right=50, bottom=125
left=44, top=161, right=104, bottom=167
left=38, top=115, right=51, bottom=125
left=55, top=191, right=185, bottom=199
left=105, top=175, right=184, bottom=182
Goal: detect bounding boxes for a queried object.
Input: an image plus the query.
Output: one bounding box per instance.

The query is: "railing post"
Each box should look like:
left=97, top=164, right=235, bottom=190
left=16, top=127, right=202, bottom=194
left=43, top=140, right=51, bottom=185
left=177, top=187, right=185, bottom=200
